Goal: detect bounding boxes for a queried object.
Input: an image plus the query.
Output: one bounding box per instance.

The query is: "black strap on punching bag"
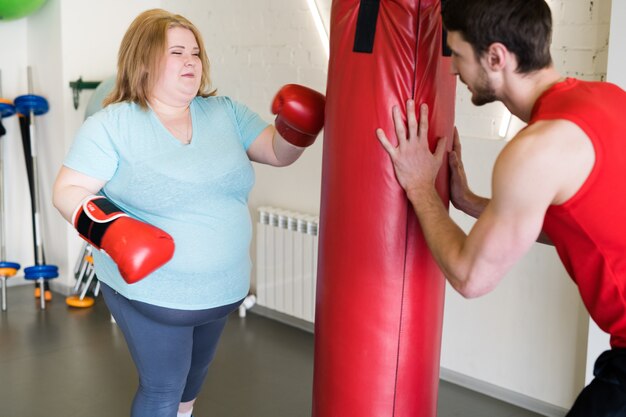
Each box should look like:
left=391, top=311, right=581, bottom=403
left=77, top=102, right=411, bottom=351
left=353, top=0, right=380, bottom=53
left=442, top=28, right=452, bottom=57
left=441, top=0, right=452, bottom=57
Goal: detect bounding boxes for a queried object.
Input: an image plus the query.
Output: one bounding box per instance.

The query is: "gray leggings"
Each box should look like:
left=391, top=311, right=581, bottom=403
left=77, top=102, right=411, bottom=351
left=101, top=283, right=242, bottom=417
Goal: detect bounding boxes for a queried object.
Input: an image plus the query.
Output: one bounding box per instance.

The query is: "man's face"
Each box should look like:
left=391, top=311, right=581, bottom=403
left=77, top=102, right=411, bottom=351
left=447, top=31, right=497, bottom=106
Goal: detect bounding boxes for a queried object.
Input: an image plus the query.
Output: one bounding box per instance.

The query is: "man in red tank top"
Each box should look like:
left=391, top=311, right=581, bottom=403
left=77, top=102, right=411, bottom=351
left=376, top=0, right=625, bottom=415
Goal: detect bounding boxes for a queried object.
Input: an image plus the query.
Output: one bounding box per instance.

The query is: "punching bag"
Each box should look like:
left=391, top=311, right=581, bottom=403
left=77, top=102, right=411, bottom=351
left=313, top=1, right=456, bottom=416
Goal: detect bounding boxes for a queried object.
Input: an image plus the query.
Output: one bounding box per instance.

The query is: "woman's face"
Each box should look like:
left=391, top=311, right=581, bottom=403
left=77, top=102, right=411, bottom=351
left=151, top=26, right=202, bottom=105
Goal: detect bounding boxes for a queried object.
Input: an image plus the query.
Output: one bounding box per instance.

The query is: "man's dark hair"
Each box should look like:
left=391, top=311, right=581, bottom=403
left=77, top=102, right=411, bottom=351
left=441, top=0, right=553, bottom=73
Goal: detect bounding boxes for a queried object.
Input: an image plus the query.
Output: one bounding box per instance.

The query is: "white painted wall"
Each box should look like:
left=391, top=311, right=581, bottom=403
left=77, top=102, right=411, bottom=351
left=27, top=0, right=69, bottom=285
left=0, top=18, right=31, bottom=275
left=0, top=0, right=617, bottom=412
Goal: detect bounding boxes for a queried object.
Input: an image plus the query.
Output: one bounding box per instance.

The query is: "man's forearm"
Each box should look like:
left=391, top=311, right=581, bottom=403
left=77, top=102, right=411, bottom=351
left=454, top=192, right=553, bottom=246
left=454, top=191, right=489, bottom=219
left=406, top=186, right=471, bottom=292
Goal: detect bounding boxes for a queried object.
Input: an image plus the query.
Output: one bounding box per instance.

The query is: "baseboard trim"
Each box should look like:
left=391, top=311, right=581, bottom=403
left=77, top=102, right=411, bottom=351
left=439, top=367, right=568, bottom=417
left=49, top=281, right=73, bottom=296
left=247, top=306, right=570, bottom=417
left=249, top=305, right=314, bottom=333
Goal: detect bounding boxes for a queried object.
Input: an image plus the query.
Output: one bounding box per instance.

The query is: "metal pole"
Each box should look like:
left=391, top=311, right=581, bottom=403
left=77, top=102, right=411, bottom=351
left=26, top=66, right=45, bottom=265
left=0, top=72, right=6, bottom=261
left=1, top=277, right=6, bottom=311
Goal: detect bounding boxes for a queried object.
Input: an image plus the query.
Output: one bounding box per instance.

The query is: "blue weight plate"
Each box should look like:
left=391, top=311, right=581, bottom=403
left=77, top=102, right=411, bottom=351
left=24, top=271, right=59, bottom=279
left=14, top=94, right=49, bottom=116
left=0, top=262, right=20, bottom=269
left=25, top=264, right=58, bottom=273
left=0, top=102, right=16, bottom=118
left=24, top=264, right=59, bottom=279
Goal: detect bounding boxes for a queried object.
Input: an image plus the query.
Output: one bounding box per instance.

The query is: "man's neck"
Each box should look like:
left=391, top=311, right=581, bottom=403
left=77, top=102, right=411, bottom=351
left=499, top=67, right=564, bottom=123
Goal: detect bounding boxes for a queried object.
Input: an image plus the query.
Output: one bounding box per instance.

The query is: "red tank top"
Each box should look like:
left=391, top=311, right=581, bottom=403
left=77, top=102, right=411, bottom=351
left=531, top=78, right=626, bottom=348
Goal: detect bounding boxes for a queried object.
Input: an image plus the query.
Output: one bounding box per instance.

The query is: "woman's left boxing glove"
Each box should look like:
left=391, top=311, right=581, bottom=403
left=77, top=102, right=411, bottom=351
left=271, top=84, right=326, bottom=147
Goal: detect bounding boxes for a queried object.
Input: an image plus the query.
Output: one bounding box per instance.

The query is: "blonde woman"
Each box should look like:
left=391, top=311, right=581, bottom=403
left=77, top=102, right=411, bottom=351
left=53, top=9, right=324, bottom=417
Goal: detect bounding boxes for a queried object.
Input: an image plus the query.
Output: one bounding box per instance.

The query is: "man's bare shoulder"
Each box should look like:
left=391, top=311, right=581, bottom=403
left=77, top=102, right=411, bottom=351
left=510, top=119, right=590, bottom=150
left=496, top=118, right=594, bottom=205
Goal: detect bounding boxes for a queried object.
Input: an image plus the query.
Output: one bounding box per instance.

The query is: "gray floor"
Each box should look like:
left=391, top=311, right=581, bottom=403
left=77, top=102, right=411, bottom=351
left=0, top=285, right=545, bottom=417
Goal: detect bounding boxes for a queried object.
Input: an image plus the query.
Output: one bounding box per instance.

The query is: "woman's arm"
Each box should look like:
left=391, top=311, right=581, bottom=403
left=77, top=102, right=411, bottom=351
left=247, top=84, right=325, bottom=167
left=52, top=166, right=106, bottom=222
left=247, top=125, right=308, bottom=167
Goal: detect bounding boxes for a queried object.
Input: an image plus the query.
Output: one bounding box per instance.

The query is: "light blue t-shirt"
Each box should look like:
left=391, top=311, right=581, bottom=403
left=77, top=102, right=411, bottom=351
left=64, top=96, right=268, bottom=309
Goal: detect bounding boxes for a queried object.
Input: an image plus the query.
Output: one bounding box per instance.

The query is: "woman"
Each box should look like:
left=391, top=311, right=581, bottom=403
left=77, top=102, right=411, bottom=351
left=53, top=9, right=324, bottom=417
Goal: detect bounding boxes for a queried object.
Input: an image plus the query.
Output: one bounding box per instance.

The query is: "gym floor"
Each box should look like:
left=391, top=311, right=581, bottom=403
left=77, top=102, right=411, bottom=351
left=0, top=284, right=545, bottom=417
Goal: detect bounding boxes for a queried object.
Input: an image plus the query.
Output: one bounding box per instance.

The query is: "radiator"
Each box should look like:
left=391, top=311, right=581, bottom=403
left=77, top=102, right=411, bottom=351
left=255, top=207, right=319, bottom=323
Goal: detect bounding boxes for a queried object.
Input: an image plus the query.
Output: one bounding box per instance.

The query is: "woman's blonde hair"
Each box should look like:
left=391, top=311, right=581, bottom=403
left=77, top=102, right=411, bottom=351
left=103, top=9, right=216, bottom=109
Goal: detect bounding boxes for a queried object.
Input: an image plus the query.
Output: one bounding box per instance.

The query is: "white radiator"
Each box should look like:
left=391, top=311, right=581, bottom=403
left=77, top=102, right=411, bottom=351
left=255, top=207, right=319, bottom=323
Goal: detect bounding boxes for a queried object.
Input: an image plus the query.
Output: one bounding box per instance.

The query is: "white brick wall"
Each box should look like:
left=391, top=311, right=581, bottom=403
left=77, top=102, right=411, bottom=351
left=171, top=0, right=328, bottom=122
left=550, top=0, right=610, bottom=80
left=457, top=0, right=611, bottom=141
left=547, top=0, right=610, bottom=80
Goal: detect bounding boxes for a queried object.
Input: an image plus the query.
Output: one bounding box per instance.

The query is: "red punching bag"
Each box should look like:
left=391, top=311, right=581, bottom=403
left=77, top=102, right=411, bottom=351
left=313, top=1, right=456, bottom=416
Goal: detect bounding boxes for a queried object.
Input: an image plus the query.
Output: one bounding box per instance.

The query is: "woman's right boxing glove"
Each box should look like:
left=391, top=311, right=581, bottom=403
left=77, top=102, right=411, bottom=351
left=72, top=195, right=175, bottom=284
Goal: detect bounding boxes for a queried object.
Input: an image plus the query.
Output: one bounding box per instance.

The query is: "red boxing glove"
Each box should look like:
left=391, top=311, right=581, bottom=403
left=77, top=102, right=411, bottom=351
left=72, top=196, right=175, bottom=284
left=271, top=84, right=325, bottom=147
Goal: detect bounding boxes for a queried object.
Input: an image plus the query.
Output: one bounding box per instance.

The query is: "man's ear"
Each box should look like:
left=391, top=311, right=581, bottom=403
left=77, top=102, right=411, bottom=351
left=485, top=42, right=508, bottom=71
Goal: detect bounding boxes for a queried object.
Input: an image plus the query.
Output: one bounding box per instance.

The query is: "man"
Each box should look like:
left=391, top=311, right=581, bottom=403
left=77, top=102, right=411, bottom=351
left=376, top=0, right=626, bottom=415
